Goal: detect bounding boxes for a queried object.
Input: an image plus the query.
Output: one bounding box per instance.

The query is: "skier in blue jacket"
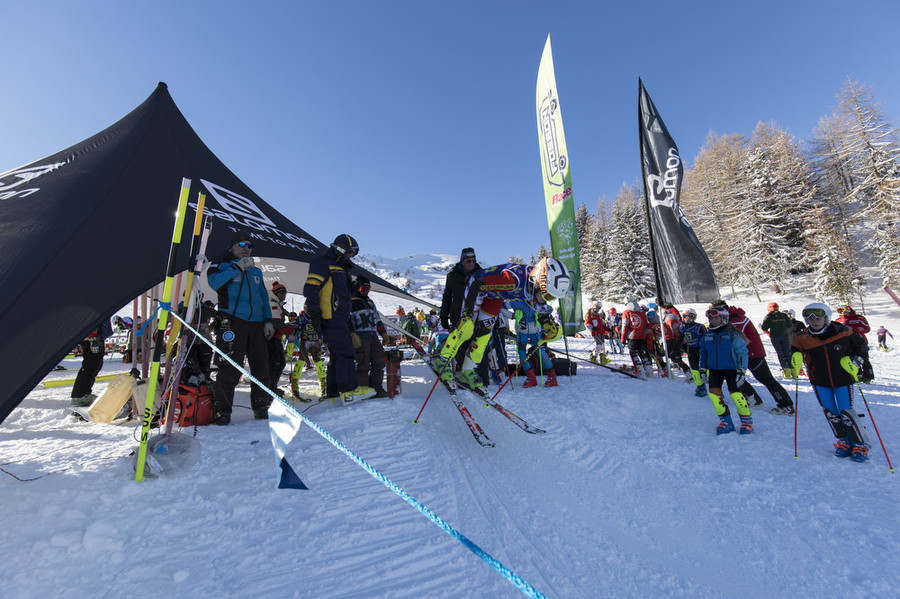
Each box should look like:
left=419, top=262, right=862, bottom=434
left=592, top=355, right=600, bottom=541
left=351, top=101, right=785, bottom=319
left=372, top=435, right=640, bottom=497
left=699, top=306, right=752, bottom=435
left=206, top=230, right=274, bottom=424
left=680, top=308, right=708, bottom=397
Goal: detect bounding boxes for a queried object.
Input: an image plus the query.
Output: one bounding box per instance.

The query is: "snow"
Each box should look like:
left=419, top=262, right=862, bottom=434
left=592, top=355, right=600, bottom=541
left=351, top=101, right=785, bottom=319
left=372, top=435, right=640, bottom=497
left=3, top=270, right=900, bottom=598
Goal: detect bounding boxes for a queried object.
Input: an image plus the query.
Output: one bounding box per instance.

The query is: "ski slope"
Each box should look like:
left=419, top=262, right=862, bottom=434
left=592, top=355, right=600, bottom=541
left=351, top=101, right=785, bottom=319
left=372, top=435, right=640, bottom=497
left=1, top=292, right=900, bottom=598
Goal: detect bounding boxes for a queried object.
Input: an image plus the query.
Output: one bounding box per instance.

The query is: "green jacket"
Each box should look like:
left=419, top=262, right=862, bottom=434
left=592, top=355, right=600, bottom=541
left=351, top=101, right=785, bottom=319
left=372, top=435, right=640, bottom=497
left=761, top=310, right=793, bottom=337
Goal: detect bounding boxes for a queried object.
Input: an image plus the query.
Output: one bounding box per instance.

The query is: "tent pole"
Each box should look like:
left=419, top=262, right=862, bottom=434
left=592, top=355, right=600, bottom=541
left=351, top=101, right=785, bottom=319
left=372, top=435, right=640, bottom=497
left=135, top=178, right=191, bottom=482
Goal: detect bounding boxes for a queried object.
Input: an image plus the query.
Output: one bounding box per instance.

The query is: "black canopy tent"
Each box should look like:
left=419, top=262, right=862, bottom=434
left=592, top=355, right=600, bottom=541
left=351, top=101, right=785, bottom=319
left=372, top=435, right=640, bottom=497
left=0, top=82, right=427, bottom=424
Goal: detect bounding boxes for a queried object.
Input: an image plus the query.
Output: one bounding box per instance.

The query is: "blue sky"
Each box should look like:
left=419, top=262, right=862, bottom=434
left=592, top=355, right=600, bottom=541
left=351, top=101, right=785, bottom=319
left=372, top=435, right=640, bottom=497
left=3, top=1, right=899, bottom=266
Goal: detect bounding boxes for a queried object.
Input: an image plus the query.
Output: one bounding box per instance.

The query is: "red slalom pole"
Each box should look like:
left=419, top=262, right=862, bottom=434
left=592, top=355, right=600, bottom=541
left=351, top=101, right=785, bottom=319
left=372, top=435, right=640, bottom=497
left=856, top=382, right=895, bottom=473
left=793, top=378, right=799, bottom=458
left=413, top=376, right=441, bottom=424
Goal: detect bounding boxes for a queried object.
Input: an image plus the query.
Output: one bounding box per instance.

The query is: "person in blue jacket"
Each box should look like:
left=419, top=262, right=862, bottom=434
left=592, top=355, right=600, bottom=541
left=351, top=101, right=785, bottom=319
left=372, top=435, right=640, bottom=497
left=680, top=308, right=708, bottom=397
left=206, top=230, right=274, bottom=425
left=699, top=306, right=752, bottom=435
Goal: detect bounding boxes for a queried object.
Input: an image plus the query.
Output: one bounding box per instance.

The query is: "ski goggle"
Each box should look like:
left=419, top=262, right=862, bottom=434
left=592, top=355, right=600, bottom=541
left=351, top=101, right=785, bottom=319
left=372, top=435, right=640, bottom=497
left=802, top=307, right=827, bottom=320
left=705, top=309, right=724, bottom=319
left=236, top=241, right=254, bottom=249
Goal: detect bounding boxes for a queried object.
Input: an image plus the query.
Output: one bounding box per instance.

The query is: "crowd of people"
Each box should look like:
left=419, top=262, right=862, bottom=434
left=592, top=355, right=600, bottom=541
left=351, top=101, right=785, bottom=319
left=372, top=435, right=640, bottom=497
left=63, top=230, right=886, bottom=466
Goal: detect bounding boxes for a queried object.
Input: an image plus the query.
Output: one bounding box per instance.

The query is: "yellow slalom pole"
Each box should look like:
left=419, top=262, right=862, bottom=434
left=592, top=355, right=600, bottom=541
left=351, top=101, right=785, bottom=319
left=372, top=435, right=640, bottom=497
left=165, top=192, right=206, bottom=354
left=135, top=178, right=192, bottom=482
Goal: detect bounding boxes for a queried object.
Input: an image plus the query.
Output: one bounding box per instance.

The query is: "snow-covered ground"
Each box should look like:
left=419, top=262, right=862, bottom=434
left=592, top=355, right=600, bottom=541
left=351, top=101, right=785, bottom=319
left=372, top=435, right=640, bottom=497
left=2, top=273, right=900, bottom=598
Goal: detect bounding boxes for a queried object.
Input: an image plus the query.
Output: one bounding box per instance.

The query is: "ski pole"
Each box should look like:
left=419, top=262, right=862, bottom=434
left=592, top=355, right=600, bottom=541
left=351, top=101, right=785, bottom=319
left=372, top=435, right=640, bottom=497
left=490, top=341, right=546, bottom=402
left=413, top=376, right=441, bottom=424
left=791, top=351, right=802, bottom=458
left=839, top=356, right=894, bottom=472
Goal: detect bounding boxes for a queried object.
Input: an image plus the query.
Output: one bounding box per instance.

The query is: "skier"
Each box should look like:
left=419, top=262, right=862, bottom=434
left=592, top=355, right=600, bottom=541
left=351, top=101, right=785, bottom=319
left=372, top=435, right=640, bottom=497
left=620, top=301, right=653, bottom=376
left=835, top=305, right=873, bottom=383
left=349, top=276, right=391, bottom=398
left=584, top=301, right=610, bottom=365
left=699, top=307, right=752, bottom=435
left=511, top=300, right=558, bottom=388
left=439, top=247, right=486, bottom=381
left=792, top=303, right=869, bottom=461
left=265, top=280, right=292, bottom=397
left=662, top=304, right=691, bottom=377
left=431, top=258, right=570, bottom=388
left=680, top=309, right=708, bottom=397
left=206, top=231, right=274, bottom=424
left=303, top=234, right=376, bottom=404
left=877, top=326, right=893, bottom=351
left=289, top=309, right=327, bottom=401
left=711, top=300, right=795, bottom=415
left=71, top=318, right=114, bottom=406
left=607, top=307, right=624, bottom=354
left=761, top=302, right=795, bottom=378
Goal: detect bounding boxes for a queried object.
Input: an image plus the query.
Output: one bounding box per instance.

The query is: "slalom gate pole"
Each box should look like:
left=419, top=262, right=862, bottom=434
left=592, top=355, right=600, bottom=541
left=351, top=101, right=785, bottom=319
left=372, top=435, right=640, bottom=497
left=413, top=376, right=441, bottom=424
left=135, top=178, right=191, bottom=482
left=490, top=341, right=546, bottom=402
left=162, top=196, right=209, bottom=438
left=855, top=381, right=894, bottom=473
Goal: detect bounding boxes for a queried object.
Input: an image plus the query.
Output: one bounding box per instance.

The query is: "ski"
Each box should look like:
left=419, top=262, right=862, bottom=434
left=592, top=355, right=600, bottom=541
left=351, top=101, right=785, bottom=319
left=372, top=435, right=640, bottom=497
left=456, top=378, right=546, bottom=435
left=43, top=373, right=118, bottom=388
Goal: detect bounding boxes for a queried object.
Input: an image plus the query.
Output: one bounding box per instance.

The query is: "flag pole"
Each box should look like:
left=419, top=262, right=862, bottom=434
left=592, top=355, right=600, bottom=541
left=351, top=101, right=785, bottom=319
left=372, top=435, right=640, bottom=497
left=135, top=178, right=191, bottom=481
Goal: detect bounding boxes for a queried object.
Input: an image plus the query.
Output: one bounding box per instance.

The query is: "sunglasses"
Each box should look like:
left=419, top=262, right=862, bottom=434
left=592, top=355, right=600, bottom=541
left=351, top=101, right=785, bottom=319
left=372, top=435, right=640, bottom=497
left=236, top=241, right=254, bottom=249
left=463, top=258, right=476, bottom=263
left=802, top=308, right=827, bottom=320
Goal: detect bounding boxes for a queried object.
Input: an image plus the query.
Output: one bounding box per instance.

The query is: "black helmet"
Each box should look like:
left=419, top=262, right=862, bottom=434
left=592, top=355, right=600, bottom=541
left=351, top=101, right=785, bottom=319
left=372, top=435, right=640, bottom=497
left=331, top=234, right=359, bottom=258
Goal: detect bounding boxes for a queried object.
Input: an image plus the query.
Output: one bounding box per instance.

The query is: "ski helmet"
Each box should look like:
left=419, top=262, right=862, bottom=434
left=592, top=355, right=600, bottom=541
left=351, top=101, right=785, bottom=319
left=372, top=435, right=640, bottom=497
left=767, top=302, right=779, bottom=312
left=836, top=304, right=852, bottom=315
left=627, top=301, right=639, bottom=312
left=331, top=234, right=359, bottom=259
left=648, top=302, right=657, bottom=311
left=785, top=309, right=795, bottom=318
left=529, top=258, right=571, bottom=301
left=682, top=308, right=697, bottom=320
left=608, top=307, right=617, bottom=315
left=705, top=307, right=730, bottom=326
left=355, top=275, right=371, bottom=293
left=802, top=302, right=831, bottom=333
left=591, top=300, right=602, bottom=311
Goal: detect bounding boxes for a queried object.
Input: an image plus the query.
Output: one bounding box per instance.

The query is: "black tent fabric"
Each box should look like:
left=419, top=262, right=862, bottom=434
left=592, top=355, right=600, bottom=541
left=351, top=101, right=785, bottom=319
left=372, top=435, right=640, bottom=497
left=637, top=79, right=719, bottom=305
left=0, top=82, right=427, bottom=425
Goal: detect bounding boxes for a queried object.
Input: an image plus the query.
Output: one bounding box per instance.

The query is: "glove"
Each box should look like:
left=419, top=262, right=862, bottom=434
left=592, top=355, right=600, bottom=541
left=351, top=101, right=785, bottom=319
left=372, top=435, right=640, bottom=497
left=735, top=369, right=747, bottom=388
left=381, top=332, right=391, bottom=346
left=194, top=253, right=209, bottom=271
left=351, top=333, right=362, bottom=349
left=263, top=322, right=275, bottom=340
left=235, top=256, right=255, bottom=271
left=852, top=355, right=864, bottom=369
left=309, top=313, right=322, bottom=334
left=700, top=369, right=709, bottom=384
left=840, top=355, right=859, bottom=381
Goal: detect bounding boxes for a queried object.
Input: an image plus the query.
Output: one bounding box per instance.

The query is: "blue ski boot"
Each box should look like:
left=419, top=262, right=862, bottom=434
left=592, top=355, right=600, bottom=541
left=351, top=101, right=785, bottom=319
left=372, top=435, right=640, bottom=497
left=851, top=442, right=870, bottom=463
left=833, top=438, right=852, bottom=458
left=716, top=414, right=735, bottom=435
left=739, top=415, right=753, bottom=435
left=694, top=383, right=707, bottom=397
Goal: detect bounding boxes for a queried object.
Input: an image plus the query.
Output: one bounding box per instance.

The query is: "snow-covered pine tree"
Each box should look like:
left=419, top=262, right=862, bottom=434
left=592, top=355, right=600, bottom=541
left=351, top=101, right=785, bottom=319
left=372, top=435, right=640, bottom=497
left=603, top=182, right=654, bottom=301
left=575, top=202, right=600, bottom=298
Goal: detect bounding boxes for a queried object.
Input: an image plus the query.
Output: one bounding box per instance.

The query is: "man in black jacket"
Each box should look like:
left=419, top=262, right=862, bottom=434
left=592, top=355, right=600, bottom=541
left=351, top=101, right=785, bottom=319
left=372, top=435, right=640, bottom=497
left=438, top=247, right=487, bottom=378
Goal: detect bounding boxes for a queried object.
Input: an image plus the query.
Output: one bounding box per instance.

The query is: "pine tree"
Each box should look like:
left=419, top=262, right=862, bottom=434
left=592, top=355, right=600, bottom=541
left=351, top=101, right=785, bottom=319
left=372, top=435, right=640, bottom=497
left=603, top=182, right=654, bottom=301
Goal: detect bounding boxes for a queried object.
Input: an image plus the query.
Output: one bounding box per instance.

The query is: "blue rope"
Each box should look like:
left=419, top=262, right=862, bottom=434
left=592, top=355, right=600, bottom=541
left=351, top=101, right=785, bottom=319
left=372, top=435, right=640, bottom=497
left=168, top=311, right=546, bottom=599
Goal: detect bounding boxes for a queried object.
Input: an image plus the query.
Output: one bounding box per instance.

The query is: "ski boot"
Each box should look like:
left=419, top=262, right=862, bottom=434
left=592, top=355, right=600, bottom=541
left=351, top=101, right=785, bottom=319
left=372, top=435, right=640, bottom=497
left=70, top=394, right=97, bottom=407
left=431, top=355, right=454, bottom=381
left=739, top=415, right=753, bottom=435
left=523, top=368, right=538, bottom=388
left=458, top=369, right=483, bottom=389
left=716, top=414, right=735, bottom=435
left=599, top=354, right=611, bottom=366
left=851, top=442, right=870, bottom=463
left=694, top=383, right=707, bottom=397
left=589, top=355, right=599, bottom=365
left=545, top=369, right=559, bottom=387
left=833, top=437, right=852, bottom=458
left=340, top=386, right=376, bottom=405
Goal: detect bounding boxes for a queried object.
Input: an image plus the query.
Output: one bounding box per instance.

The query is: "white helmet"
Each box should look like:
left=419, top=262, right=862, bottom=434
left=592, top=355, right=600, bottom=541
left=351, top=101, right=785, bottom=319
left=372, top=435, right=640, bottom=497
left=530, top=258, right=571, bottom=300
left=591, top=300, right=602, bottom=311
left=682, top=308, right=697, bottom=319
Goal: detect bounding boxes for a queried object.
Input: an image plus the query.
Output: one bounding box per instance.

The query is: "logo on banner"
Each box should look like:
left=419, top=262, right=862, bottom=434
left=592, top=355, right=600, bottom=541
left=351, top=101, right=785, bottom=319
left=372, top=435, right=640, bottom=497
left=539, top=90, right=566, bottom=187
left=0, top=162, right=65, bottom=201
left=646, top=147, right=682, bottom=209
left=199, top=179, right=318, bottom=253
